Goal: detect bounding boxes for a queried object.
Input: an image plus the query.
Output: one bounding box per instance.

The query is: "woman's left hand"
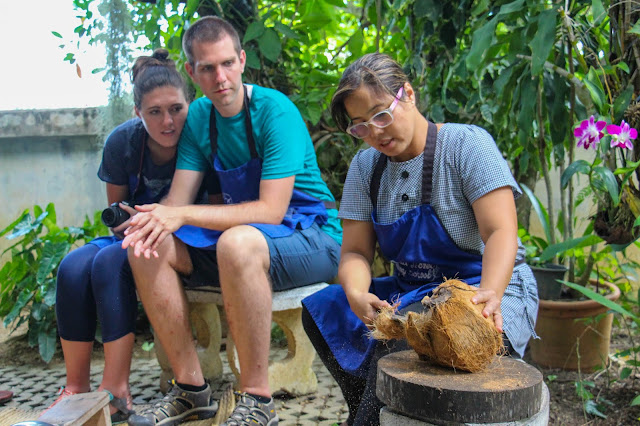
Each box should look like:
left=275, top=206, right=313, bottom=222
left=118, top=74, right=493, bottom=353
left=471, top=287, right=503, bottom=333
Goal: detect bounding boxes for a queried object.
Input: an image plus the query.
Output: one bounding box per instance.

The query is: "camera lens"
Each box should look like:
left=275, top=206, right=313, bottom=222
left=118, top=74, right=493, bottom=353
left=101, top=208, right=116, bottom=226
left=101, top=205, right=130, bottom=228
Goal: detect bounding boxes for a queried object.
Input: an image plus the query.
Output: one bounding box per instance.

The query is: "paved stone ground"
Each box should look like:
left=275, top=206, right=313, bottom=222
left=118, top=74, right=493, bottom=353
left=0, top=347, right=348, bottom=425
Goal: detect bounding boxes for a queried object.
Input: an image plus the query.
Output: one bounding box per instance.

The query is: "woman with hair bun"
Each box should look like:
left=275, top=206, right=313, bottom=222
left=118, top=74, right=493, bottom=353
left=47, top=48, right=206, bottom=423
left=302, top=53, right=538, bottom=425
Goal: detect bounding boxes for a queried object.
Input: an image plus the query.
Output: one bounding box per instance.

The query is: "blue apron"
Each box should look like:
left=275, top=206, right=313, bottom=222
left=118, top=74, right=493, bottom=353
left=174, top=85, right=332, bottom=249
left=91, top=132, right=172, bottom=249
left=303, top=121, right=489, bottom=377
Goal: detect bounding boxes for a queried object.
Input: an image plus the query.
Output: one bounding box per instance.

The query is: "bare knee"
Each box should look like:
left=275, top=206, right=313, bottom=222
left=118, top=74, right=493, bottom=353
left=127, top=235, right=192, bottom=276
left=217, top=225, right=269, bottom=271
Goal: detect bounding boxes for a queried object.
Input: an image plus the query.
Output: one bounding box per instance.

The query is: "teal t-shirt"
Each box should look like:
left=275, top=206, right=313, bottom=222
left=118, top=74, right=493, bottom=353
left=177, top=84, right=342, bottom=244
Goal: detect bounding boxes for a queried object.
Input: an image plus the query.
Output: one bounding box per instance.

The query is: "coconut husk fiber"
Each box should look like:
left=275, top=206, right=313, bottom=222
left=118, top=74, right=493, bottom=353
left=371, top=279, right=503, bottom=372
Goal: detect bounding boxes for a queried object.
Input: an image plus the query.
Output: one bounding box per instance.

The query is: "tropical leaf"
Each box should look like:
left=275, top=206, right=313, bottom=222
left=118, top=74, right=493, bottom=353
left=38, top=328, right=57, bottom=363
left=257, top=28, right=281, bottom=62
left=562, top=280, right=638, bottom=320
left=540, top=234, right=603, bottom=262
left=36, top=242, right=71, bottom=285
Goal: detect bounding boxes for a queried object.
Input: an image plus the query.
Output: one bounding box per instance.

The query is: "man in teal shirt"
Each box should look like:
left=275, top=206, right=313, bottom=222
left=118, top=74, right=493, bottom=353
left=123, top=16, right=341, bottom=426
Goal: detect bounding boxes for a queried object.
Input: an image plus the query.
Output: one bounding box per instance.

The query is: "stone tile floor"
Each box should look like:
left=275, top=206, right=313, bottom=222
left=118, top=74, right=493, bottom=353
left=0, top=348, right=348, bottom=426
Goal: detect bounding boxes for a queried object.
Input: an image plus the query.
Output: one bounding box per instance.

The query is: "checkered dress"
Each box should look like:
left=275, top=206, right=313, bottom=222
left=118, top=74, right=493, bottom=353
left=338, top=123, right=538, bottom=356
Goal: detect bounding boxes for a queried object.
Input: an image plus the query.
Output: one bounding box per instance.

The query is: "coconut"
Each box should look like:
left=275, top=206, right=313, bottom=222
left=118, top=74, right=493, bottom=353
left=370, top=305, right=406, bottom=341
left=372, top=279, right=503, bottom=372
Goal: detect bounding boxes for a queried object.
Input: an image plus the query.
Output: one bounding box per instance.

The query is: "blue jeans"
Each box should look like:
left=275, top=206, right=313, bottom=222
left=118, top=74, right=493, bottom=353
left=184, top=223, right=340, bottom=291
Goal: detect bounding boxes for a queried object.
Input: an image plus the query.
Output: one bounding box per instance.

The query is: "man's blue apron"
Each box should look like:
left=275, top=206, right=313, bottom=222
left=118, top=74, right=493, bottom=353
left=174, top=85, right=332, bottom=249
left=302, top=121, right=487, bottom=378
left=91, top=132, right=171, bottom=249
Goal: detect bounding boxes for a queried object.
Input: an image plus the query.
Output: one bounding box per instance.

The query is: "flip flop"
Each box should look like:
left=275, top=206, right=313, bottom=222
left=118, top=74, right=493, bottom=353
left=0, top=389, right=13, bottom=404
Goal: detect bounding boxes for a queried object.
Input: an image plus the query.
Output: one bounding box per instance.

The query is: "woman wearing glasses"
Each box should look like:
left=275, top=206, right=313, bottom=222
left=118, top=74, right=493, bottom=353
left=301, top=53, right=538, bottom=426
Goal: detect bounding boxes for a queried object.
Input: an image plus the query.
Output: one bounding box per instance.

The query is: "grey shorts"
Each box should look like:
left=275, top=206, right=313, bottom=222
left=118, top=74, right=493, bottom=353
left=183, top=223, right=341, bottom=291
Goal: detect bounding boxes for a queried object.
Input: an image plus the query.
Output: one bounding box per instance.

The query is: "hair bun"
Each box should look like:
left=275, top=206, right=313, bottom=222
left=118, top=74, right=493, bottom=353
left=152, top=48, right=170, bottom=62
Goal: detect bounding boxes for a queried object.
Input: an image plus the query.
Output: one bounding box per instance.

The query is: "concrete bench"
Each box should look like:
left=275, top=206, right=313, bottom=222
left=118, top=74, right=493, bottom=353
left=154, top=283, right=329, bottom=396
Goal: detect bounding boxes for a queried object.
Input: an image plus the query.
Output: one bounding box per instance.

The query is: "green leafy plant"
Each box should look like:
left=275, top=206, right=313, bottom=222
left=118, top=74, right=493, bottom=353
left=562, top=278, right=640, bottom=415
left=0, top=203, right=108, bottom=362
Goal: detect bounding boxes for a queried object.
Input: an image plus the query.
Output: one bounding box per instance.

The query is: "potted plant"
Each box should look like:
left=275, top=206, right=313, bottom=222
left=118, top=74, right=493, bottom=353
left=525, top=116, right=639, bottom=371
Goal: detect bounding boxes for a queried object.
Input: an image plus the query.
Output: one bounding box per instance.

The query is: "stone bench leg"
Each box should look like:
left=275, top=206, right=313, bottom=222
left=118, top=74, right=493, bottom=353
left=226, top=307, right=318, bottom=396
left=155, top=302, right=224, bottom=392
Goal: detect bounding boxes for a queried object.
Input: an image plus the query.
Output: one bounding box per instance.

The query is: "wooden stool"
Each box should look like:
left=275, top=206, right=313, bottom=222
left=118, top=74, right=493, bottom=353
left=37, top=392, right=111, bottom=426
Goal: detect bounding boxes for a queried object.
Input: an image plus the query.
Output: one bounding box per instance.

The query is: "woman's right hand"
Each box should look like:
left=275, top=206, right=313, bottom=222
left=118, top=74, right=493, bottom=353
left=111, top=203, right=138, bottom=239
left=345, top=290, right=391, bottom=327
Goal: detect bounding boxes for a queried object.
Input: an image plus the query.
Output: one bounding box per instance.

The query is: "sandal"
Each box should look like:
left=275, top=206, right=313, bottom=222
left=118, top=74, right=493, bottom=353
left=45, top=386, right=82, bottom=411
left=104, top=390, right=135, bottom=424
left=0, top=390, right=13, bottom=405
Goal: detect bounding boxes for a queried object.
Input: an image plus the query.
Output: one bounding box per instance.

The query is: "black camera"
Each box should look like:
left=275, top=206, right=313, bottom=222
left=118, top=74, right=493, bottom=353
left=101, top=201, right=131, bottom=228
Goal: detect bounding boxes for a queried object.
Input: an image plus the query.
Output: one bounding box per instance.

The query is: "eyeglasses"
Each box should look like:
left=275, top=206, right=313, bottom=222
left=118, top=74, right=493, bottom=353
left=346, top=87, right=404, bottom=139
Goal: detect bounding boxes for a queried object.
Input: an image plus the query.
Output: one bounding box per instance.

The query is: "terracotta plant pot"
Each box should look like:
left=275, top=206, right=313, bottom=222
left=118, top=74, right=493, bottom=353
left=530, top=279, right=621, bottom=370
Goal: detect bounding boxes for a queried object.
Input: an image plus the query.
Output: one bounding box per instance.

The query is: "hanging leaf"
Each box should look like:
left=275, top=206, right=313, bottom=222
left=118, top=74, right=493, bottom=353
left=591, top=0, right=606, bottom=25
left=561, top=160, right=591, bottom=189
left=415, top=0, right=442, bottom=21
left=185, top=0, right=199, bottom=17
left=529, top=9, right=558, bottom=75
left=584, top=68, right=607, bottom=115
left=245, top=49, right=261, bottom=70
left=613, top=85, right=633, bottom=123
left=348, top=29, right=364, bottom=57
left=274, top=22, right=300, bottom=40
left=307, top=103, right=323, bottom=125
left=244, top=21, right=266, bottom=43
left=497, top=0, right=525, bottom=15
left=39, top=328, right=57, bottom=363
left=521, top=184, right=553, bottom=244
left=630, top=20, right=640, bottom=35
left=471, top=0, right=489, bottom=17
left=257, top=28, right=281, bottom=62
left=51, top=31, right=63, bottom=38
left=592, top=166, right=620, bottom=206
left=466, top=17, right=498, bottom=70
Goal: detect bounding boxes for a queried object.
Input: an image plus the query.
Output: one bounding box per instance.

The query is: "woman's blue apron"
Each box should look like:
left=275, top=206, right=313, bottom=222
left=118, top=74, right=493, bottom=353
left=302, top=121, right=488, bottom=378
left=173, top=85, right=332, bottom=249
left=91, top=132, right=172, bottom=249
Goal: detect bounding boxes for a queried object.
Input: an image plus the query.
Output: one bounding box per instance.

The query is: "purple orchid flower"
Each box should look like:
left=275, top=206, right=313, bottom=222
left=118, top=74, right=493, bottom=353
left=574, top=115, right=606, bottom=150
left=606, top=120, right=638, bottom=150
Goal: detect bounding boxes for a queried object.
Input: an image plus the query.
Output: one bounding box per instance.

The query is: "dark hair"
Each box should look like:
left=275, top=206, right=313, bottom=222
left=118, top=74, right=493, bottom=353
left=330, top=53, right=409, bottom=133
left=131, top=48, right=187, bottom=109
left=182, top=16, right=242, bottom=65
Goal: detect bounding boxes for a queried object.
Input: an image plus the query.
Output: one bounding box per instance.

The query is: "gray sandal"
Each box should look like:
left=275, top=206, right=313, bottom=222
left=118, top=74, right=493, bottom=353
left=105, top=390, right=135, bottom=424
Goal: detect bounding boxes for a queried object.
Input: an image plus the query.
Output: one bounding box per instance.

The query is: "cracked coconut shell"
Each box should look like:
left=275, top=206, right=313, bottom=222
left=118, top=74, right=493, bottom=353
left=372, top=279, right=502, bottom=372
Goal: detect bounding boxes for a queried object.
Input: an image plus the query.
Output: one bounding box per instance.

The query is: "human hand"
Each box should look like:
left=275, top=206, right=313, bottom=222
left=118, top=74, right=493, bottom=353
left=471, top=287, right=503, bottom=333
left=346, top=290, right=391, bottom=328
left=121, top=204, right=184, bottom=258
left=111, top=203, right=138, bottom=239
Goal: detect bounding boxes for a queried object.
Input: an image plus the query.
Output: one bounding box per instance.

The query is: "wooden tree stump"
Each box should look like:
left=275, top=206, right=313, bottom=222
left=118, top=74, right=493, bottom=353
left=377, top=351, right=547, bottom=424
